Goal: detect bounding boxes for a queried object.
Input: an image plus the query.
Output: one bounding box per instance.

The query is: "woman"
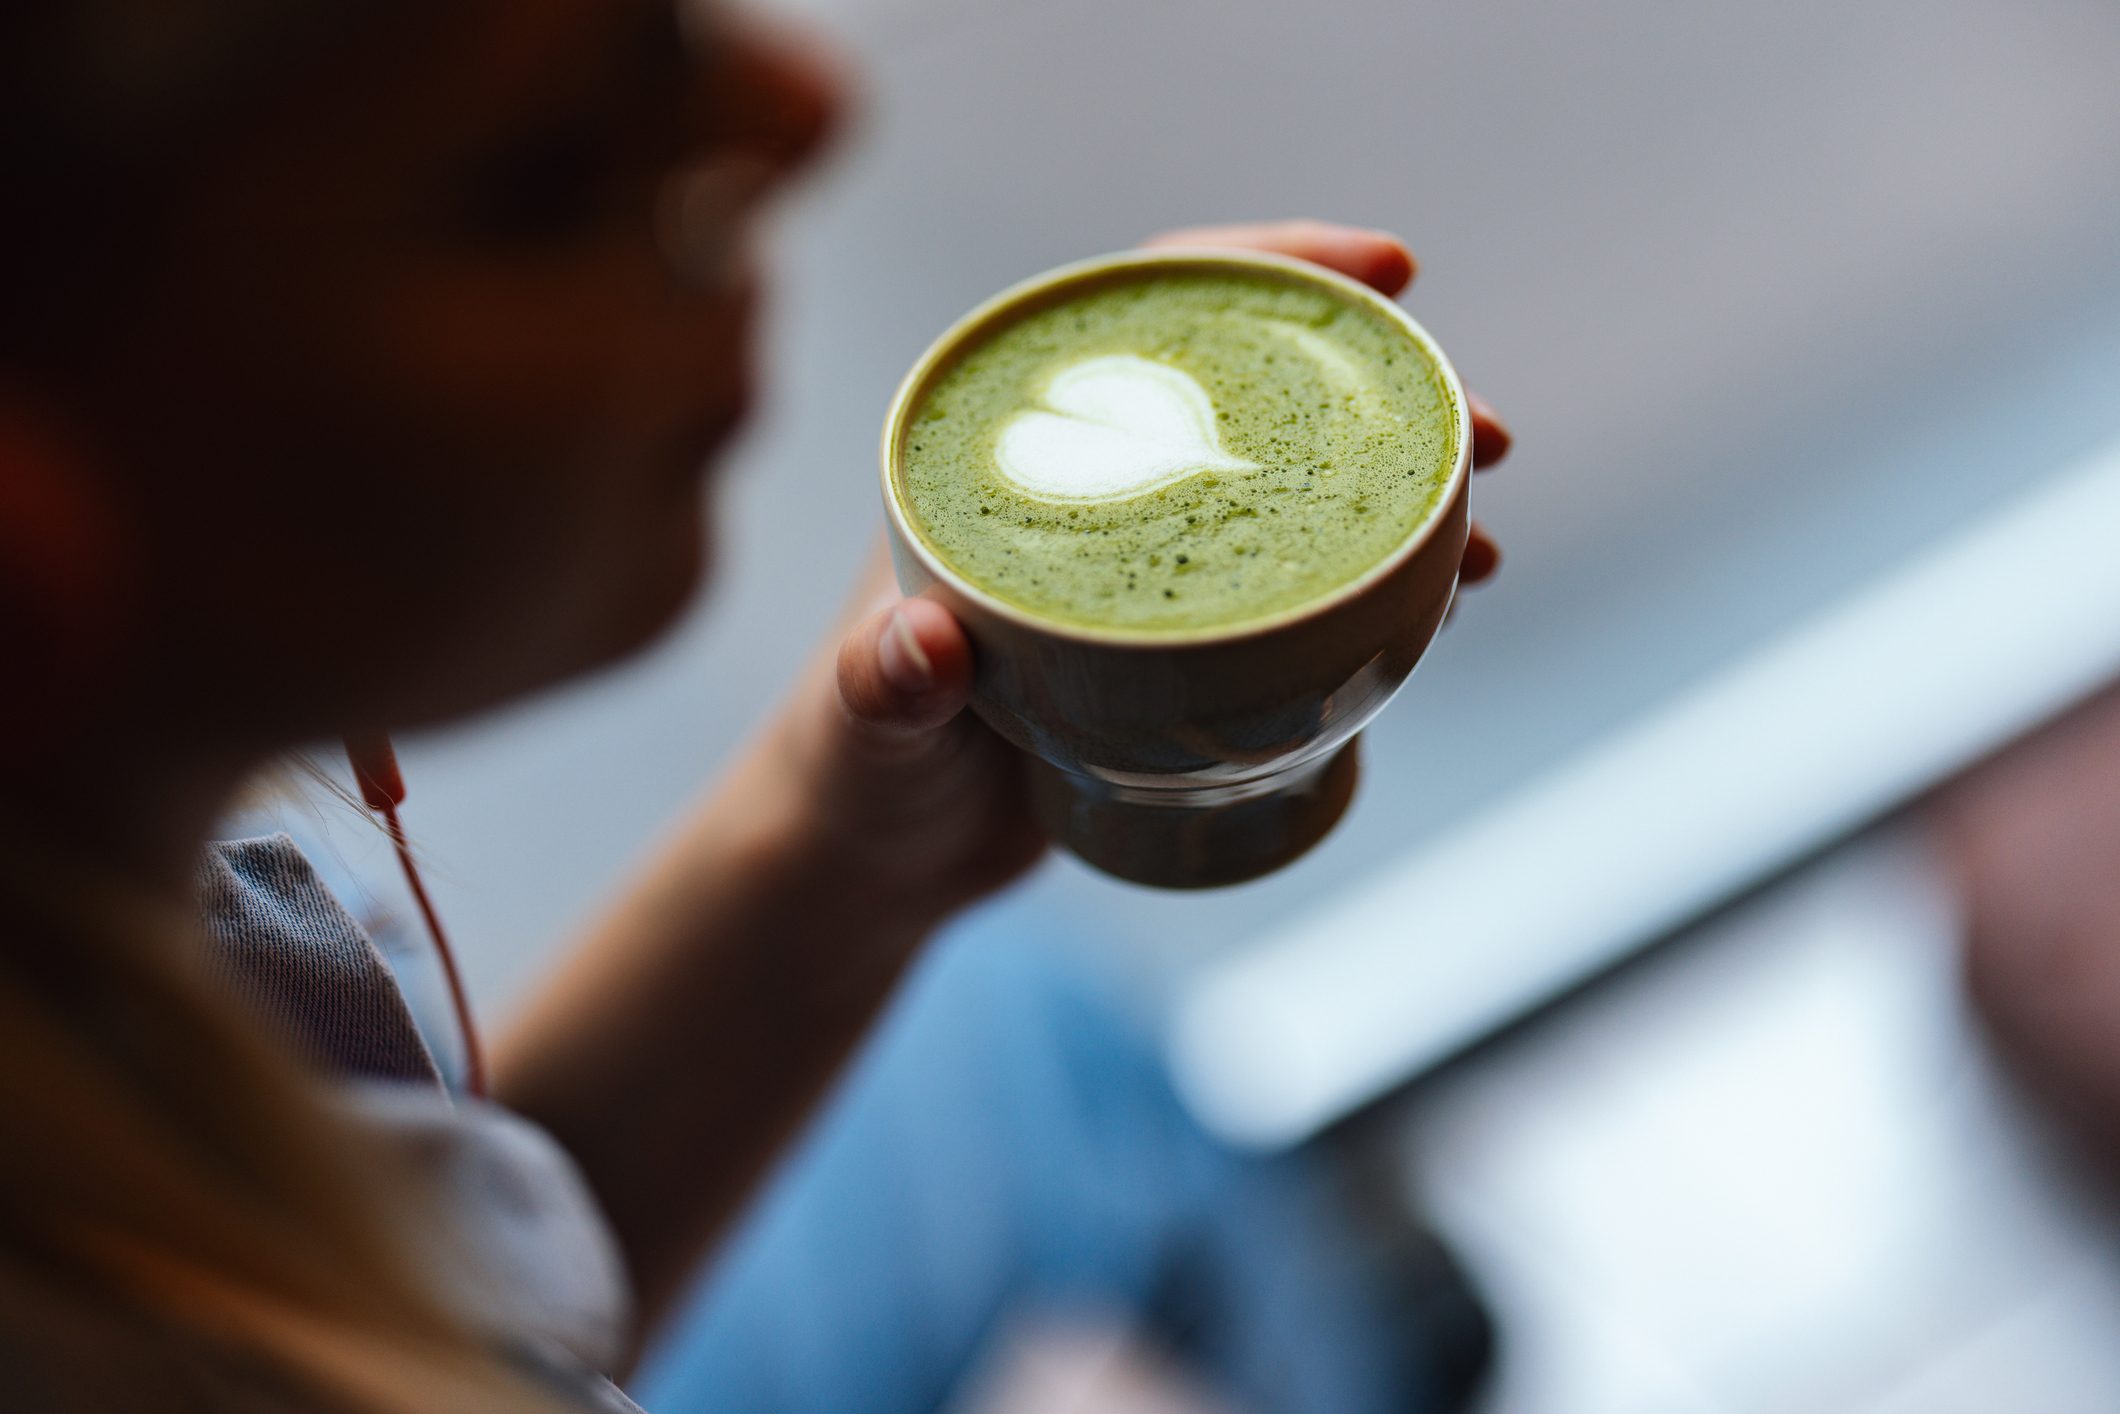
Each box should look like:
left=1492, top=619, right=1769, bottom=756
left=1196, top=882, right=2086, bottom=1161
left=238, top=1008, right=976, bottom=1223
left=0, top=2, right=1510, bottom=1409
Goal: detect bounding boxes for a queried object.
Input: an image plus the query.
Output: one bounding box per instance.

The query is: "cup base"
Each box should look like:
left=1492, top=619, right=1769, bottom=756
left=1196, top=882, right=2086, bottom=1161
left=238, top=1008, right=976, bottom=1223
left=1029, top=740, right=1362, bottom=890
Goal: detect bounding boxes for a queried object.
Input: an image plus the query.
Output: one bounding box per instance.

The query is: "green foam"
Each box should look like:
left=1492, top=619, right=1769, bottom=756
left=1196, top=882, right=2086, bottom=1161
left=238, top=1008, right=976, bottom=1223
left=898, top=269, right=1458, bottom=634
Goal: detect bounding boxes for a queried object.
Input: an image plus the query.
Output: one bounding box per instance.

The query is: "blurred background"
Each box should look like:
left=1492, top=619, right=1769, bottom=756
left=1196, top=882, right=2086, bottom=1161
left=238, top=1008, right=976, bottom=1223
left=314, top=0, right=2120, bottom=1408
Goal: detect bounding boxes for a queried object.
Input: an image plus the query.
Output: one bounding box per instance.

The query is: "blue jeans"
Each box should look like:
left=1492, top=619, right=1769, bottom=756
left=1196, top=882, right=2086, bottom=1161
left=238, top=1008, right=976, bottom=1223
left=630, top=911, right=1447, bottom=1414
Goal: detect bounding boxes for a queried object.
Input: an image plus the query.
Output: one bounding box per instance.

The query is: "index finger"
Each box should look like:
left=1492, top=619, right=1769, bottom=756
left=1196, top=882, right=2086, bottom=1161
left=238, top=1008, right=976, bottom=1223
left=1140, top=220, right=1416, bottom=297
left=1468, top=391, right=1512, bottom=470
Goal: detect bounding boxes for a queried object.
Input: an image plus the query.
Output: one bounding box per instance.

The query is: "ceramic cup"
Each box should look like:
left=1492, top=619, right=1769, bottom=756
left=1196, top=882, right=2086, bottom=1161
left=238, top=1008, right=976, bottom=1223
left=880, top=249, right=1471, bottom=888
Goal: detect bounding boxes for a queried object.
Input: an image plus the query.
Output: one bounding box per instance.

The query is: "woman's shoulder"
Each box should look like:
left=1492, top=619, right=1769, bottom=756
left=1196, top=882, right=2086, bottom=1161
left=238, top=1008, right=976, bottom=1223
left=198, top=833, right=444, bottom=1087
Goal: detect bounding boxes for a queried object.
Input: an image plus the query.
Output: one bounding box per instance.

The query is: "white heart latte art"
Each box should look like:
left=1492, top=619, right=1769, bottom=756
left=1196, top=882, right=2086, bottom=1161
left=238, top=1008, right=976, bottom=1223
left=995, top=355, right=1258, bottom=502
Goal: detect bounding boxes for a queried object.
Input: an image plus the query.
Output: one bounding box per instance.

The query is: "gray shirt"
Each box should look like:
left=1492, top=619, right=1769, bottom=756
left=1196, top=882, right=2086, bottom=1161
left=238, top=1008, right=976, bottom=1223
left=198, top=834, right=644, bottom=1413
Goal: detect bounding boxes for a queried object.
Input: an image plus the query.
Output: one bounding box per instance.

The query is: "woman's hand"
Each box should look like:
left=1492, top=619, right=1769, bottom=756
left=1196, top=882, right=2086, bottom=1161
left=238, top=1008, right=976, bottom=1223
left=795, top=221, right=1513, bottom=924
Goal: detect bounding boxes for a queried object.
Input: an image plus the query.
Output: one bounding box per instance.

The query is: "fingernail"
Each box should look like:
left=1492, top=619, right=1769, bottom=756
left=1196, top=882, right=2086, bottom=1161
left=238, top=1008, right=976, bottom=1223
left=878, top=610, right=934, bottom=693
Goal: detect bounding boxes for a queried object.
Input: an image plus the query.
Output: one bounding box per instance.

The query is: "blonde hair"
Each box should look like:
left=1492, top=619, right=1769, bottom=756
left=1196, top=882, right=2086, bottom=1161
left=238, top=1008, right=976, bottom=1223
left=0, top=819, right=577, bottom=1411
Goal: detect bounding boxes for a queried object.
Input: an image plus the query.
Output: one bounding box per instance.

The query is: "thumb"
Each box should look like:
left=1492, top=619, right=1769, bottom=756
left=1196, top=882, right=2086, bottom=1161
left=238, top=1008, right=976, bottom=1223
left=834, top=596, right=975, bottom=744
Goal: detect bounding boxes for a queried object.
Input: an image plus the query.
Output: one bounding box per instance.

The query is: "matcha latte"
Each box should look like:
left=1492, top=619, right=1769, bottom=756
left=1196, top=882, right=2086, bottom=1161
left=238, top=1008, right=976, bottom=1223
left=895, top=266, right=1460, bottom=635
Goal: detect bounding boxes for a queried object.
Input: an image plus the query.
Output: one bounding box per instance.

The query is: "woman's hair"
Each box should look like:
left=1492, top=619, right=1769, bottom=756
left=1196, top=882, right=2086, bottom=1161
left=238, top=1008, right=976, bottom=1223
left=0, top=6, right=581, bottom=1409
left=0, top=815, right=580, bottom=1411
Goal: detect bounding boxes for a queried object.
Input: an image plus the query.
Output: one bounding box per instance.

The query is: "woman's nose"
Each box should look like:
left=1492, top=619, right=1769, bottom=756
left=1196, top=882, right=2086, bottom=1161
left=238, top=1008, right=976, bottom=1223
left=697, top=7, right=850, bottom=184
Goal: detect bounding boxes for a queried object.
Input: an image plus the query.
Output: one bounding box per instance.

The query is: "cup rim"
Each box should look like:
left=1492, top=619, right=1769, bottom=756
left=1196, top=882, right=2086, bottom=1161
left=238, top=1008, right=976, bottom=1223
left=879, top=246, right=1472, bottom=648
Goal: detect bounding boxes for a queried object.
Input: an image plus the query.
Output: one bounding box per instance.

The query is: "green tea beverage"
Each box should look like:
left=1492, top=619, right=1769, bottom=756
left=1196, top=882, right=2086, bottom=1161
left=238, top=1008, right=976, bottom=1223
left=897, top=267, right=1459, bottom=635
